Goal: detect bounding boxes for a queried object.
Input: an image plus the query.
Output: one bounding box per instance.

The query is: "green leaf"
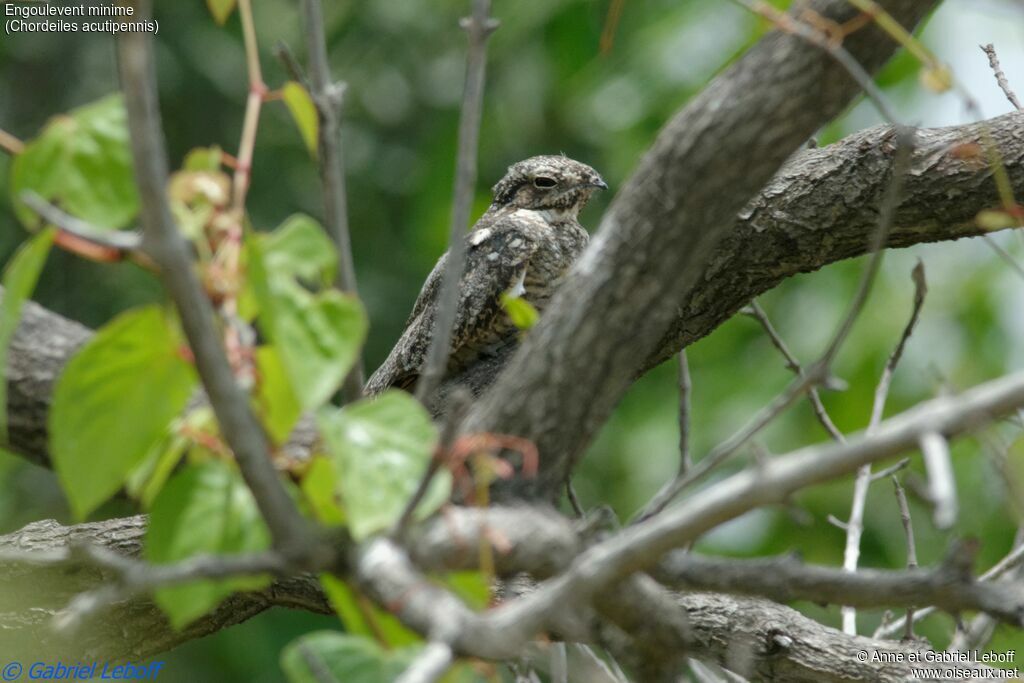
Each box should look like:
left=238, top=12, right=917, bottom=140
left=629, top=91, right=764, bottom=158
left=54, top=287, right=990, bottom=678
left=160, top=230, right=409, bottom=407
left=320, top=574, right=419, bottom=647
left=317, top=391, right=447, bottom=541
left=301, top=457, right=346, bottom=526
left=281, top=632, right=418, bottom=683
left=500, top=292, right=539, bottom=330
left=254, top=346, right=302, bottom=446
left=206, top=0, right=236, bottom=25
left=263, top=214, right=338, bottom=287
left=11, top=94, right=139, bottom=230
left=182, top=146, right=223, bottom=172
left=282, top=82, right=320, bottom=158
left=124, top=426, right=188, bottom=509
left=977, top=209, right=1019, bottom=231
left=50, top=305, right=197, bottom=519
left=146, top=460, right=271, bottom=629
left=0, top=228, right=55, bottom=441
left=444, top=571, right=491, bottom=610
left=249, top=232, right=367, bottom=410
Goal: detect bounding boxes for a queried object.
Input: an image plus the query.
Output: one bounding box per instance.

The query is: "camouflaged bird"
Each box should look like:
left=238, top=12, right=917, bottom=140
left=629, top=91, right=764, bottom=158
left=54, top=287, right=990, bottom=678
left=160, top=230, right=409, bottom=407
left=365, top=155, right=607, bottom=395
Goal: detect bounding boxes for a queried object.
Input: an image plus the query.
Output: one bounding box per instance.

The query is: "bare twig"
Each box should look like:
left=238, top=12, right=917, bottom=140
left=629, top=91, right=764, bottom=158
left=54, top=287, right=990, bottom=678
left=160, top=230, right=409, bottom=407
left=299, top=0, right=364, bottom=401
left=651, top=549, right=1024, bottom=627
left=116, top=1, right=318, bottom=560
left=677, top=350, right=693, bottom=474
left=981, top=44, right=1023, bottom=112
left=273, top=40, right=308, bottom=87
left=869, top=457, right=910, bottom=482
left=486, top=367, right=1024, bottom=648
left=841, top=260, right=926, bottom=633
left=0, top=127, right=25, bottom=155
left=745, top=301, right=844, bottom=442
left=20, top=192, right=149, bottom=265
left=891, top=475, right=919, bottom=639
left=875, top=530, right=1024, bottom=640
left=729, top=0, right=900, bottom=123
left=414, top=0, right=498, bottom=403
left=395, top=641, right=455, bottom=683
left=635, top=131, right=916, bottom=524
left=919, top=431, right=957, bottom=530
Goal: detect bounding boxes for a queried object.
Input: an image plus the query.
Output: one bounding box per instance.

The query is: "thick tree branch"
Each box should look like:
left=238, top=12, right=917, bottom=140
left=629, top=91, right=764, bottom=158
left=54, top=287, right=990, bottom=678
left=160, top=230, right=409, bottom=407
left=0, top=512, right=1001, bottom=681
left=460, top=0, right=943, bottom=500
left=653, top=552, right=1024, bottom=627
left=5, top=110, right=1022, bottom=471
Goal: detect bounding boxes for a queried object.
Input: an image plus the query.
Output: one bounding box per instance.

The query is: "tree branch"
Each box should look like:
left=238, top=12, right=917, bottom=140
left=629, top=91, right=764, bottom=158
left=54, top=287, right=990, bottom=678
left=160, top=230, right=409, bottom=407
left=653, top=551, right=1024, bottom=627
left=460, top=0, right=943, bottom=501
left=300, top=0, right=364, bottom=401
left=414, top=0, right=497, bottom=403
left=116, top=2, right=317, bottom=559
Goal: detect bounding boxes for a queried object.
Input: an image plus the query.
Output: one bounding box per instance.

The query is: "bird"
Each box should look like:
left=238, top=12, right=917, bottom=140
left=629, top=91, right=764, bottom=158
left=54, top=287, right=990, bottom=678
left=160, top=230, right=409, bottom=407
left=364, top=155, right=607, bottom=396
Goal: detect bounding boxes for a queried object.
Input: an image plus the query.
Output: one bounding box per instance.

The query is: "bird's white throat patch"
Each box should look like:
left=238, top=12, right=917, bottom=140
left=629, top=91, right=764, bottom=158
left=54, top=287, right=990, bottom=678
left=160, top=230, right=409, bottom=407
left=538, top=207, right=576, bottom=223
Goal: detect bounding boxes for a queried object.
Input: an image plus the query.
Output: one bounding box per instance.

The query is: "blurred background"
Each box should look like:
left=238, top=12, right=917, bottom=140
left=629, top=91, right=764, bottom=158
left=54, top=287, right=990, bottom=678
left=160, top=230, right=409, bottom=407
left=2, top=0, right=1024, bottom=679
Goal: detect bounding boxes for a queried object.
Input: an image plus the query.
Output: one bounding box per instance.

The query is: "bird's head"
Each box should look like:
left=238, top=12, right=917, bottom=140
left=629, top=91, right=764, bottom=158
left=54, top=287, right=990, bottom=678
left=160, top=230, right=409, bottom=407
left=491, top=155, right=607, bottom=220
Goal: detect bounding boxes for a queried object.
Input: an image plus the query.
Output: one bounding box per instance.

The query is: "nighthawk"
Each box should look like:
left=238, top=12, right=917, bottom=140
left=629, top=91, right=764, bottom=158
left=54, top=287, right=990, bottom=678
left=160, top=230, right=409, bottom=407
left=365, top=155, right=607, bottom=395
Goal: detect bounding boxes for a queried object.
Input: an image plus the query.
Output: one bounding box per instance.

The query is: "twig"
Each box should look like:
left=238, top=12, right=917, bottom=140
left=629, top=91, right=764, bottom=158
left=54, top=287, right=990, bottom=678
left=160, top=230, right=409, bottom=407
left=20, top=192, right=150, bottom=266
left=116, top=0, right=318, bottom=561
left=0, top=543, right=288, bottom=632
left=875, top=530, right=1024, bottom=639
left=745, top=301, right=845, bottom=443
left=395, top=641, right=455, bottom=683
left=729, top=0, right=899, bottom=123
left=919, top=431, right=957, bottom=530
left=565, top=478, right=584, bottom=518
left=300, top=0, right=364, bottom=401
left=484, top=366, right=1024, bottom=650
left=869, top=457, right=910, bottom=482
left=981, top=233, right=1024, bottom=282
left=232, top=0, right=265, bottom=211
left=273, top=40, right=308, bottom=87
left=651, top=548, right=1024, bottom=627
left=677, top=350, right=694, bottom=474
left=414, top=0, right=498, bottom=403
left=891, top=475, right=918, bottom=639
left=981, top=44, right=1023, bottom=112
left=841, top=259, right=926, bottom=634
left=0, top=127, right=25, bottom=155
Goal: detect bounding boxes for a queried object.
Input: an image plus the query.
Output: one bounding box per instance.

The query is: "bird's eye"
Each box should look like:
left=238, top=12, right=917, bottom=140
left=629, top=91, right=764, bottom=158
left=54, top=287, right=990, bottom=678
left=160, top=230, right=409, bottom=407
left=533, top=176, right=557, bottom=188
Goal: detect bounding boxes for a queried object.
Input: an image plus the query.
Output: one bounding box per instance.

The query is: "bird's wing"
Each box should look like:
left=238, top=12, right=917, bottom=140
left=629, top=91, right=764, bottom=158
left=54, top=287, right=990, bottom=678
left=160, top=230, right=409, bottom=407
left=365, top=214, right=538, bottom=395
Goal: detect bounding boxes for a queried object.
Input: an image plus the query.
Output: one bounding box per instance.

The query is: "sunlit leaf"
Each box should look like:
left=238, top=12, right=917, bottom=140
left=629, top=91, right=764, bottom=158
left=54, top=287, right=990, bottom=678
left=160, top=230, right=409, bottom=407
left=147, top=460, right=271, bottom=629
left=249, top=231, right=366, bottom=410
left=301, top=457, right=346, bottom=526
left=50, top=305, right=197, bottom=519
left=254, top=346, right=302, bottom=445
left=500, top=292, right=539, bottom=330
left=206, top=0, right=236, bottom=25
left=262, top=214, right=338, bottom=288
left=0, top=228, right=55, bottom=441
left=182, top=146, right=223, bottom=172
left=320, top=573, right=419, bottom=647
left=317, top=391, right=446, bottom=541
left=282, top=82, right=320, bottom=157
left=977, top=209, right=1018, bottom=231
left=11, top=94, right=139, bottom=230
left=920, top=64, right=953, bottom=93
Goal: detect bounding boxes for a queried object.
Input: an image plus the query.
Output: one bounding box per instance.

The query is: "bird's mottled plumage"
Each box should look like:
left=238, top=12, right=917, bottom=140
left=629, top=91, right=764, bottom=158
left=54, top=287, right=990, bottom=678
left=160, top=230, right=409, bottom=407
left=365, top=155, right=606, bottom=395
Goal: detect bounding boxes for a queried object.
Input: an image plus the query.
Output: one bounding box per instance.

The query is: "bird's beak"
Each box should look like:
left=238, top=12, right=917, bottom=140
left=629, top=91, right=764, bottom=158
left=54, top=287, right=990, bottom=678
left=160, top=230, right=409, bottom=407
left=588, top=178, right=609, bottom=190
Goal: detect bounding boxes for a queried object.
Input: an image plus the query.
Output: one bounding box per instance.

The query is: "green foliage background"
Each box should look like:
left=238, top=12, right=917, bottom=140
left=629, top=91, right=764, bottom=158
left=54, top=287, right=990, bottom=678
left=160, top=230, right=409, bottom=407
left=2, top=0, right=1024, bottom=679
